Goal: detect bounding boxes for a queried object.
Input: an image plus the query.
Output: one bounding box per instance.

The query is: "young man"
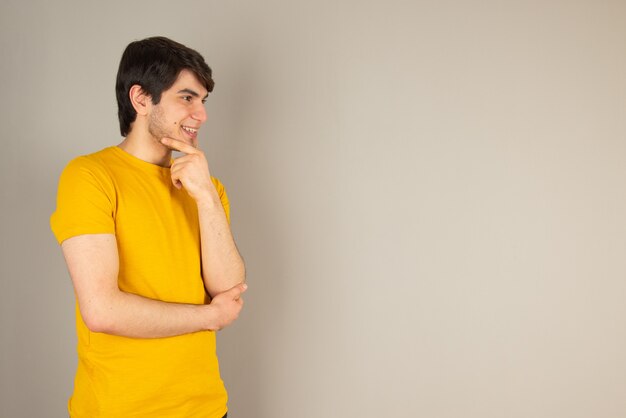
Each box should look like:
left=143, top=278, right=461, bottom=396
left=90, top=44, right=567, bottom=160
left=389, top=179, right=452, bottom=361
left=50, top=37, right=246, bottom=418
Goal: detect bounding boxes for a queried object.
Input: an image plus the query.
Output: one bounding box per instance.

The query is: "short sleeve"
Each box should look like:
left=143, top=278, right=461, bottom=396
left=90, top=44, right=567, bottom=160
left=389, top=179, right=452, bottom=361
left=211, top=177, right=230, bottom=224
left=50, top=157, right=116, bottom=244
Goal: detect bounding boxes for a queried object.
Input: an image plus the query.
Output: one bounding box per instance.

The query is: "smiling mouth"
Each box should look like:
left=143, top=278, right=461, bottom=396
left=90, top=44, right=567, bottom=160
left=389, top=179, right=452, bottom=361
left=181, top=125, right=198, bottom=137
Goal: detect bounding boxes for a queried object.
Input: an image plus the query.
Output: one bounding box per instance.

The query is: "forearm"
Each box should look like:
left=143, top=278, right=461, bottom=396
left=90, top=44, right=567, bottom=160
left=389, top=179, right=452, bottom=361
left=82, top=289, right=216, bottom=338
left=61, top=232, right=241, bottom=339
left=196, top=190, right=246, bottom=297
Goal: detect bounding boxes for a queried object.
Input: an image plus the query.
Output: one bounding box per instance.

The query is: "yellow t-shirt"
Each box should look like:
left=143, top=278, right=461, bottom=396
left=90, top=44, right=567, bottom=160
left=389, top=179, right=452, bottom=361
left=50, top=146, right=229, bottom=418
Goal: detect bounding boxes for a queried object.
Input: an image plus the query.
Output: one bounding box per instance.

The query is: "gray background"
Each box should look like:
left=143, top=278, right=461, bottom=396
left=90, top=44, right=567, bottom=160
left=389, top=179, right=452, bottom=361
left=1, top=0, right=625, bottom=417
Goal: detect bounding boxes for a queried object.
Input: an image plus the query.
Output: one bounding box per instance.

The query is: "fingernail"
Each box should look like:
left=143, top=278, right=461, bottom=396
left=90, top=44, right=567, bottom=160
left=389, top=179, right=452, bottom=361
left=242, top=284, right=248, bottom=290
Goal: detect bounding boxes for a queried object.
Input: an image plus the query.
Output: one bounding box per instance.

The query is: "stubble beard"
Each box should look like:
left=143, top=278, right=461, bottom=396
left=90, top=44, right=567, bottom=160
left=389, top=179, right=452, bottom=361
left=148, top=105, right=171, bottom=145
left=148, top=105, right=197, bottom=149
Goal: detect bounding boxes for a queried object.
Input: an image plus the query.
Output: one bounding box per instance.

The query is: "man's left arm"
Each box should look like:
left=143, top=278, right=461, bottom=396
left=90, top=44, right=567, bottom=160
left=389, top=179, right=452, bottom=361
left=162, top=137, right=246, bottom=298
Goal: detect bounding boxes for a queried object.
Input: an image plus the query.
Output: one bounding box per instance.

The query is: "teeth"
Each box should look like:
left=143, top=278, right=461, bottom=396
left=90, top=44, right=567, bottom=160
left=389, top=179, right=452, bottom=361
left=182, top=126, right=198, bottom=134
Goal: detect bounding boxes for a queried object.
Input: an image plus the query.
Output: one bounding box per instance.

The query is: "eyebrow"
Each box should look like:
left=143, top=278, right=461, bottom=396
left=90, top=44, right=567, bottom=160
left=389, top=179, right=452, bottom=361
left=177, top=88, right=209, bottom=100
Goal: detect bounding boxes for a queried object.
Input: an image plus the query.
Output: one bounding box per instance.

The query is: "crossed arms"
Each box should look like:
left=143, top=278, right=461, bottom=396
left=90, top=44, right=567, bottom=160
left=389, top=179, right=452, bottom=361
left=60, top=138, right=246, bottom=339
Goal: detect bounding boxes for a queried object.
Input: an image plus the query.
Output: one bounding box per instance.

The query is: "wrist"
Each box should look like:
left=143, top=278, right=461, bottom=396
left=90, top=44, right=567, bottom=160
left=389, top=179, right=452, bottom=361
left=195, top=191, right=221, bottom=210
left=202, top=304, right=219, bottom=331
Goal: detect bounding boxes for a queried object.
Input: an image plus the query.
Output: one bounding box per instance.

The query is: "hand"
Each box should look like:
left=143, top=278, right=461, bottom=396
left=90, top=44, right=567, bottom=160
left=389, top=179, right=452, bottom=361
left=161, top=137, right=213, bottom=201
left=206, top=283, right=247, bottom=331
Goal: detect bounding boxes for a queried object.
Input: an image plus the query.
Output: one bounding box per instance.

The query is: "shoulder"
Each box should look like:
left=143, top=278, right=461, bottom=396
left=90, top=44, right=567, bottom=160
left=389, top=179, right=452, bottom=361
left=57, top=148, right=119, bottom=201
left=60, top=148, right=118, bottom=184
left=51, top=149, right=118, bottom=244
left=63, top=147, right=116, bottom=173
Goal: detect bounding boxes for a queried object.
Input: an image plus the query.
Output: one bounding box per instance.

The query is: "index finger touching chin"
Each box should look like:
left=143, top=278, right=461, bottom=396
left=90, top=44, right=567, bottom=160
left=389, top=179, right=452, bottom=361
left=161, top=137, right=198, bottom=154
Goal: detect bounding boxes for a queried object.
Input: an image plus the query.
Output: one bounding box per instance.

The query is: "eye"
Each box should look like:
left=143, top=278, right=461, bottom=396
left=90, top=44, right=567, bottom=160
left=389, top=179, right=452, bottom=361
left=201, top=99, right=207, bottom=105
left=182, top=96, right=192, bottom=102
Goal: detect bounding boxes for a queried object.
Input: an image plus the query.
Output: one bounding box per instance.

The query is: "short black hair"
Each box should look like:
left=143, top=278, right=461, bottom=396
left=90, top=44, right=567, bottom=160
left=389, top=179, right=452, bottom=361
left=115, top=36, right=214, bottom=136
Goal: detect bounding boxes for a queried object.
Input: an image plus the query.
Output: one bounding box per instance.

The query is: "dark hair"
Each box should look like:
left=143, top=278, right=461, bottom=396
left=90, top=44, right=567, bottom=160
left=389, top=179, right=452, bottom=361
left=115, top=36, right=214, bottom=136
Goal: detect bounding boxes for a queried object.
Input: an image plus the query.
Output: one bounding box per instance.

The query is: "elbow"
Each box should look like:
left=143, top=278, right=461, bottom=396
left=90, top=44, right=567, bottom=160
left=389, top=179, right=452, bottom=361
left=84, top=316, right=114, bottom=334
left=205, top=269, right=247, bottom=298
left=80, top=301, right=116, bottom=334
left=82, top=311, right=113, bottom=334
left=239, top=263, right=247, bottom=284
left=228, top=265, right=247, bottom=289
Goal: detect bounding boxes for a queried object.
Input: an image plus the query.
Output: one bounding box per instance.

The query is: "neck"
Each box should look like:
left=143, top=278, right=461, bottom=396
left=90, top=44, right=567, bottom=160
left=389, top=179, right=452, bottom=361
left=118, top=129, right=172, bottom=167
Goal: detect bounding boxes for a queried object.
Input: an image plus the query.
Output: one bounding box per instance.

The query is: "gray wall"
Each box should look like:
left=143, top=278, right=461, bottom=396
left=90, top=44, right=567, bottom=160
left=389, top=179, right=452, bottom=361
left=2, top=1, right=625, bottom=417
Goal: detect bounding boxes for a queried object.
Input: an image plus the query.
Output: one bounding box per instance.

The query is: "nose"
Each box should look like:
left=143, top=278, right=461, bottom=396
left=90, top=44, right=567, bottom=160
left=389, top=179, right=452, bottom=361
left=192, top=102, right=207, bottom=123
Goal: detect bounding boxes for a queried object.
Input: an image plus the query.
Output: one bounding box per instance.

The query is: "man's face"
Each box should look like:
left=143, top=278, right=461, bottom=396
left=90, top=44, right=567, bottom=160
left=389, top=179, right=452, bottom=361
left=147, top=69, right=209, bottom=148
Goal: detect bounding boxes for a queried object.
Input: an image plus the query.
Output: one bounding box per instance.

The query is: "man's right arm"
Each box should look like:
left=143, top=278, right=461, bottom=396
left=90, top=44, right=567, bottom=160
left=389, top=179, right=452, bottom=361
left=61, top=233, right=246, bottom=339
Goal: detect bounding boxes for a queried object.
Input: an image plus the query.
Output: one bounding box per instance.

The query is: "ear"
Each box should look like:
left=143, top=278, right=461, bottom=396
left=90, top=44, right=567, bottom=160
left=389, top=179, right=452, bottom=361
left=129, top=85, right=152, bottom=116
